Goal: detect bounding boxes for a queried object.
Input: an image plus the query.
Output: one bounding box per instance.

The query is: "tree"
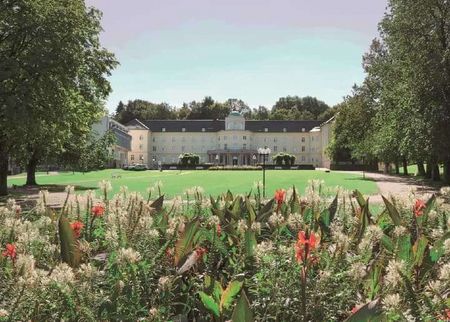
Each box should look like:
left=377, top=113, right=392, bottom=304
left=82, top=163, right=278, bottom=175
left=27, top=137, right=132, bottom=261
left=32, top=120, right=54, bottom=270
left=0, top=0, right=117, bottom=193
left=251, top=106, right=270, bottom=120
left=59, top=131, right=116, bottom=172
left=115, top=100, right=177, bottom=123
left=272, top=96, right=330, bottom=119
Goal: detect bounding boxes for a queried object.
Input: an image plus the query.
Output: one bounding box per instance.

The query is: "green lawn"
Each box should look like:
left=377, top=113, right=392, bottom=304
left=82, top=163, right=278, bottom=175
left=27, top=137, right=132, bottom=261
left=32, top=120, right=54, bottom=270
left=8, top=169, right=378, bottom=199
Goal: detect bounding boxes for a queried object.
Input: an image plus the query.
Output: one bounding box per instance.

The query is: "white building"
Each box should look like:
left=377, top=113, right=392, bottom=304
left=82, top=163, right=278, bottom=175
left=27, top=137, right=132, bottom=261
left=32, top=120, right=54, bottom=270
left=125, top=111, right=334, bottom=168
left=92, top=116, right=132, bottom=168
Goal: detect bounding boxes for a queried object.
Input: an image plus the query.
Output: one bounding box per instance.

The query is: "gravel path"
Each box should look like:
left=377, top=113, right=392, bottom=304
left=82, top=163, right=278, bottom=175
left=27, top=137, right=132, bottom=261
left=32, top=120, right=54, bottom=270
left=340, top=171, right=440, bottom=203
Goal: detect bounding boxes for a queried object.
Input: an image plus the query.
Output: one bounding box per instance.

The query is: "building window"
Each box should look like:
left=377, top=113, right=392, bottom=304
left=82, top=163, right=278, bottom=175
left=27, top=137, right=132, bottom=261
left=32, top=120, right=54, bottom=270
left=152, top=146, right=156, bottom=151
left=224, top=136, right=227, bottom=141
left=182, top=146, right=185, bottom=152
left=139, top=154, right=144, bottom=161
left=312, top=137, right=314, bottom=141
left=283, top=147, right=287, bottom=152
left=243, top=143, right=247, bottom=150
left=152, top=137, right=155, bottom=142
left=131, top=155, right=135, bottom=161
left=139, top=144, right=143, bottom=150
left=233, top=135, right=237, bottom=140
left=264, top=128, right=268, bottom=132
left=162, top=147, right=165, bottom=152
left=139, top=135, right=143, bottom=140
left=274, top=138, right=277, bottom=142
left=302, top=146, right=305, bottom=152
left=224, top=144, right=228, bottom=150
left=301, top=137, right=305, bottom=142
left=273, top=146, right=278, bottom=152
left=182, top=128, right=186, bottom=132
left=162, top=128, right=166, bottom=132
left=302, top=156, right=305, bottom=161
left=243, top=136, right=247, bottom=140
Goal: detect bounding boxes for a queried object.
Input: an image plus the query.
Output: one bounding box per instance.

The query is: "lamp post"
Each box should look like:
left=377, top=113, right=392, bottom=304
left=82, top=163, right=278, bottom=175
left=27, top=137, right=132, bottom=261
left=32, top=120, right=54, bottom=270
left=257, top=147, right=271, bottom=198
left=252, top=154, right=256, bottom=166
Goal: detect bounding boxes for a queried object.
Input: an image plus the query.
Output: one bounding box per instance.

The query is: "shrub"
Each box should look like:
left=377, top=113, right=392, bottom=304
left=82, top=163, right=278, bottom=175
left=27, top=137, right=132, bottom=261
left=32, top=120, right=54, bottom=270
left=179, top=153, right=200, bottom=166
left=272, top=152, right=296, bottom=165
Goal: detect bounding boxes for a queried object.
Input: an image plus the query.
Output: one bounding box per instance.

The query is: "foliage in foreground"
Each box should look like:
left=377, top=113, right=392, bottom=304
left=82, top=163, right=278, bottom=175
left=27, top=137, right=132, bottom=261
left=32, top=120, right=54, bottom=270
left=1, top=181, right=450, bottom=321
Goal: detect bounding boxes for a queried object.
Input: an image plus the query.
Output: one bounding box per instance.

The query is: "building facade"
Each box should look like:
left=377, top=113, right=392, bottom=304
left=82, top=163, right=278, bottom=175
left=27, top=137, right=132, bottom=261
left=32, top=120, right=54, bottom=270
left=125, top=112, right=334, bottom=168
left=92, top=116, right=132, bottom=168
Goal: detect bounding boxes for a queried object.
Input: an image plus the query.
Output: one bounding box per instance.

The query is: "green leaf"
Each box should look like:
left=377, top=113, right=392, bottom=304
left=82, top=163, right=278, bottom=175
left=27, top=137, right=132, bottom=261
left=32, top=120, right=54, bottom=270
left=245, top=197, right=256, bottom=223
left=328, top=194, right=338, bottom=220
left=58, top=215, right=80, bottom=268
left=397, top=235, right=412, bottom=261
left=344, top=299, right=382, bottom=322
left=381, top=234, right=394, bottom=252
left=357, top=200, right=370, bottom=242
left=174, top=219, right=200, bottom=266
left=220, top=280, right=243, bottom=310
left=257, top=198, right=274, bottom=222
left=413, top=236, right=428, bottom=267
left=289, top=186, right=301, bottom=214
left=244, top=230, right=257, bottom=257
left=213, top=280, right=224, bottom=303
left=430, top=232, right=450, bottom=262
left=150, top=195, right=164, bottom=211
left=231, top=290, right=254, bottom=322
left=381, top=196, right=401, bottom=226
left=199, top=292, right=220, bottom=317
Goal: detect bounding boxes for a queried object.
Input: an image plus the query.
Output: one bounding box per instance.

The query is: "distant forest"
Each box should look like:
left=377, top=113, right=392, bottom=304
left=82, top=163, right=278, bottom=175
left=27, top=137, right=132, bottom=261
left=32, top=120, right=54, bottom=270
left=114, top=96, right=336, bottom=124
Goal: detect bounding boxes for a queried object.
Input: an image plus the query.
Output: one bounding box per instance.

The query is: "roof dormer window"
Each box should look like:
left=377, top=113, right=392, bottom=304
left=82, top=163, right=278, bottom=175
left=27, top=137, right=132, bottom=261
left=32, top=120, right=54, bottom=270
left=162, top=128, right=166, bottom=132
left=202, top=128, right=205, bottom=132
left=264, top=128, right=268, bottom=132
left=182, top=128, right=186, bottom=132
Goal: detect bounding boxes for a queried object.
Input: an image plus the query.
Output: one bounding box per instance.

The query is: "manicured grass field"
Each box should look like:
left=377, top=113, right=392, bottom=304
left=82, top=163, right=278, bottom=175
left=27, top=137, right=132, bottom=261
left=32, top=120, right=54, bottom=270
left=8, top=169, right=378, bottom=199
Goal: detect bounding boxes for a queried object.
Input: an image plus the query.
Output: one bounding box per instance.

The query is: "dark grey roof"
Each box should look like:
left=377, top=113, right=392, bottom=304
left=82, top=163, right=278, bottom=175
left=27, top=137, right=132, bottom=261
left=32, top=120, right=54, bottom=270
left=125, top=118, right=321, bottom=133
left=245, top=120, right=321, bottom=132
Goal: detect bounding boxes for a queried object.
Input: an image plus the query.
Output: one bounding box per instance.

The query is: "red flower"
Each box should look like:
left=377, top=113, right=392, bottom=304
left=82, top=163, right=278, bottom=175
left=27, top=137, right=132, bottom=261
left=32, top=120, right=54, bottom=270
left=413, top=199, right=426, bottom=217
left=274, top=189, right=286, bottom=207
left=195, top=247, right=207, bottom=259
left=295, top=231, right=318, bottom=263
left=216, top=224, right=222, bottom=236
left=91, top=204, right=105, bottom=217
left=70, top=221, right=84, bottom=238
left=2, top=243, right=17, bottom=261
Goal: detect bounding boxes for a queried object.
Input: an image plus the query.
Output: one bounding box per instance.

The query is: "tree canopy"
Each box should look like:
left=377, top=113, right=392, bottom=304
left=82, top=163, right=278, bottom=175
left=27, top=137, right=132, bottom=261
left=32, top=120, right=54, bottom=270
left=0, top=0, right=117, bottom=194
left=329, top=0, right=450, bottom=182
left=114, top=95, right=335, bottom=124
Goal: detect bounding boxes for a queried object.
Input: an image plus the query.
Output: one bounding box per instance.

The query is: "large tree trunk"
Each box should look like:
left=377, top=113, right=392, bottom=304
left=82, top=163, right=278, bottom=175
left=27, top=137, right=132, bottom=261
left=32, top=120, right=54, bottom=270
left=417, top=161, right=426, bottom=177
left=402, top=158, right=408, bottom=176
left=394, top=161, right=400, bottom=175
left=0, top=150, right=8, bottom=196
left=425, top=162, right=432, bottom=179
left=432, top=163, right=441, bottom=181
left=443, top=160, right=450, bottom=185
left=26, top=153, right=39, bottom=186
left=383, top=162, right=389, bottom=174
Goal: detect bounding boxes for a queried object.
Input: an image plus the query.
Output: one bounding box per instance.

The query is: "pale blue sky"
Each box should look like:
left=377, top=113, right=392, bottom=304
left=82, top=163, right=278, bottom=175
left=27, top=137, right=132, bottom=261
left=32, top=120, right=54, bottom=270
left=86, top=0, right=388, bottom=112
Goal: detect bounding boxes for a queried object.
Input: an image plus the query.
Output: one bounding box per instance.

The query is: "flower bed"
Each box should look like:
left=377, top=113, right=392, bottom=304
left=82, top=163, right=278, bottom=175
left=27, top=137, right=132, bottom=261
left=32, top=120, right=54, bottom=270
left=0, top=181, right=449, bottom=321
